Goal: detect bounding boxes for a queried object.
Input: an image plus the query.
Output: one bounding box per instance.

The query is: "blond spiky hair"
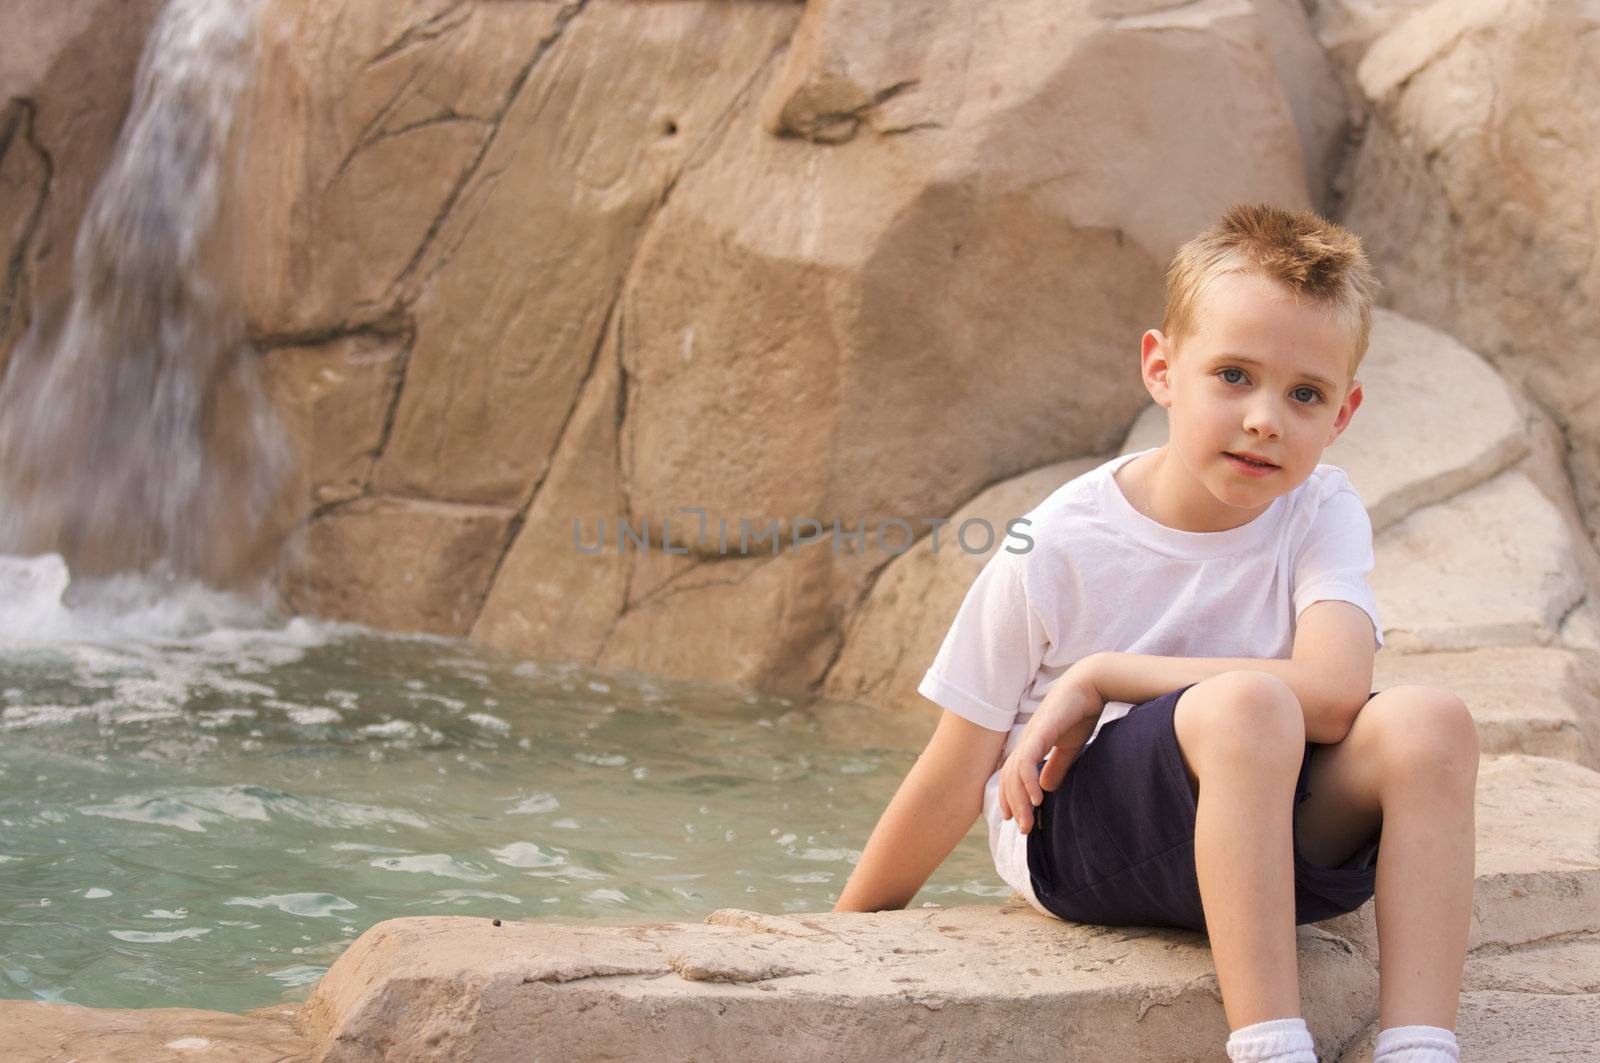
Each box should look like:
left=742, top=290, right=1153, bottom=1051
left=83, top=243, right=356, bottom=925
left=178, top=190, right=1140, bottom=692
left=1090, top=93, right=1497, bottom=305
left=1162, top=203, right=1381, bottom=382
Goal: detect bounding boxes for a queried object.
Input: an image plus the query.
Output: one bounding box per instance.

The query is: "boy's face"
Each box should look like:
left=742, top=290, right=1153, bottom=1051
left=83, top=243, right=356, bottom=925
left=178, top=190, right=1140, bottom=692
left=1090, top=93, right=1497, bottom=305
left=1140, top=271, right=1364, bottom=524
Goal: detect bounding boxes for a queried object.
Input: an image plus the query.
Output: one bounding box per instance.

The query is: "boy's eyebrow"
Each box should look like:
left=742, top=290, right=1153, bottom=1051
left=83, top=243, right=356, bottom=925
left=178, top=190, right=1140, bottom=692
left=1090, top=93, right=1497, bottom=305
left=1210, top=353, right=1338, bottom=392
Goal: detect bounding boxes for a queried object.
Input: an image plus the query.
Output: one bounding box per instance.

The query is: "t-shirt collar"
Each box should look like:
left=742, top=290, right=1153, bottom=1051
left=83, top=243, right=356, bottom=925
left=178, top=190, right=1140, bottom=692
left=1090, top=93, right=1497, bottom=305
left=1095, top=446, right=1285, bottom=559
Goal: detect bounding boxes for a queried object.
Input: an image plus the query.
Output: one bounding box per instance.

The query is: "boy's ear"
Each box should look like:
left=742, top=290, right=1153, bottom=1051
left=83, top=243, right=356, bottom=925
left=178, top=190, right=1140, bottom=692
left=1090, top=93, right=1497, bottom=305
left=1327, top=379, right=1364, bottom=444
left=1141, top=329, right=1174, bottom=408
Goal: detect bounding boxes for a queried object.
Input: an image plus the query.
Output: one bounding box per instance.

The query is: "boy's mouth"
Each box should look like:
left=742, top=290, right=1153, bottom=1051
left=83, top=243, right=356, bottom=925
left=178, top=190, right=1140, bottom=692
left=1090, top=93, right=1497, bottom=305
left=1225, top=452, right=1278, bottom=468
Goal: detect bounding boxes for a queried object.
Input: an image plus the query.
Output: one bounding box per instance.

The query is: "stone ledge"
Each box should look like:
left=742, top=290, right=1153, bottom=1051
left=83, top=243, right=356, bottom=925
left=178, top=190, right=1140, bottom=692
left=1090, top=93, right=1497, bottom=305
left=1373, top=646, right=1600, bottom=772
left=1337, top=933, right=1600, bottom=1062
left=0, top=1000, right=307, bottom=1062
left=296, top=907, right=1375, bottom=1062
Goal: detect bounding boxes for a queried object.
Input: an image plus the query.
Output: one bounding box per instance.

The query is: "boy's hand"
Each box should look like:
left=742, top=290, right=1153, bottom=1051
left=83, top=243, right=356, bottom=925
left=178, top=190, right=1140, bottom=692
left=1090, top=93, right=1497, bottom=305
left=998, top=664, right=1106, bottom=835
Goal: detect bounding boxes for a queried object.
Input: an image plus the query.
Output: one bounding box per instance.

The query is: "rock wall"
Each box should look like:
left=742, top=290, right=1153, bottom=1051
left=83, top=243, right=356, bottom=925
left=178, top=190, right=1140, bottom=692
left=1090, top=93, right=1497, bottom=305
left=1326, top=0, right=1600, bottom=551
left=235, top=0, right=1338, bottom=694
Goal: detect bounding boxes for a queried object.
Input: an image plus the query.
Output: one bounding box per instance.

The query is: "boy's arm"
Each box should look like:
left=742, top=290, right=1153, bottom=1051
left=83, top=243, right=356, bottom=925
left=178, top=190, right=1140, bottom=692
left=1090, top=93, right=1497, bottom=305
left=833, top=710, right=1009, bottom=913
left=1079, top=600, right=1379, bottom=744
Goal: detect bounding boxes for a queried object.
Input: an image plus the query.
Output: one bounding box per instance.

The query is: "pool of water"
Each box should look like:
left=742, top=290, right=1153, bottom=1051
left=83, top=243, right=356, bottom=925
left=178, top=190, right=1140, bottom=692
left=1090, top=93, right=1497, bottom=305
left=0, top=556, right=1003, bottom=1013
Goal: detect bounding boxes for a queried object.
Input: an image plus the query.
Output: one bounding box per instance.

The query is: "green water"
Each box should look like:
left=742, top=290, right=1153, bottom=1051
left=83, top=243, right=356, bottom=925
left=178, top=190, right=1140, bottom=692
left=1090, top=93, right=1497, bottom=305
left=0, top=579, right=1001, bottom=1013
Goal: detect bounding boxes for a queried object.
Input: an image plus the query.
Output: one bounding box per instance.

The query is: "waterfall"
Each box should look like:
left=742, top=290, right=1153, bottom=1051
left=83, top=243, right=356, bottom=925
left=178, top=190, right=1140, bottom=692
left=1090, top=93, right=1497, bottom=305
left=0, top=0, right=290, bottom=593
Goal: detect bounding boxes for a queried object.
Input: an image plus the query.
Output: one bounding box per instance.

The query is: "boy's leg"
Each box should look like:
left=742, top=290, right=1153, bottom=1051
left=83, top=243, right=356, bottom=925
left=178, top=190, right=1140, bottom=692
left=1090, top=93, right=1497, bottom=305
left=1291, top=685, right=1479, bottom=1030
left=1171, top=671, right=1308, bottom=1030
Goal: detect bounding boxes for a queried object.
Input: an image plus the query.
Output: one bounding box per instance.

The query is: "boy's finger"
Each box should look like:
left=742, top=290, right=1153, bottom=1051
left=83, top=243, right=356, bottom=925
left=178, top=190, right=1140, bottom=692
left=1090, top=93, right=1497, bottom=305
left=1005, top=775, right=1030, bottom=834
left=1040, top=750, right=1067, bottom=791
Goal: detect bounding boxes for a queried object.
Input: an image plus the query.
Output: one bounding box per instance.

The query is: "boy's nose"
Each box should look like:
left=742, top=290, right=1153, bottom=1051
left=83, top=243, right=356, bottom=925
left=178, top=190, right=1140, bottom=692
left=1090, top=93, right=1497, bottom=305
left=1242, top=403, right=1283, bottom=437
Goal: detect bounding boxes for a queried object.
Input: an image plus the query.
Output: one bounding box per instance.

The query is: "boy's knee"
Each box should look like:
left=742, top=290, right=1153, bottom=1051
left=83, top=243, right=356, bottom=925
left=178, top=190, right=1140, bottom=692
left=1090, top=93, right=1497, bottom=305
left=1370, top=685, right=1479, bottom=774
left=1175, top=672, right=1304, bottom=767
left=1218, top=668, right=1296, bottom=699
left=1190, top=670, right=1301, bottom=722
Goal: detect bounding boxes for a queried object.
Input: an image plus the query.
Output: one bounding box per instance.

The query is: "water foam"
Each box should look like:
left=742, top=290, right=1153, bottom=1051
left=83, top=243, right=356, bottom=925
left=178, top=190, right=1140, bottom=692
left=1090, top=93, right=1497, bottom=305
left=223, top=893, right=357, bottom=918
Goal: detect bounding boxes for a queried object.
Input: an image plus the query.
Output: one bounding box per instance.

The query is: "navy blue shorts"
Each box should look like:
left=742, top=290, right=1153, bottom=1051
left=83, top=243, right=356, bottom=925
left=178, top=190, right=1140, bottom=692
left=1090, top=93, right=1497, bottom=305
left=1025, top=684, right=1383, bottom=934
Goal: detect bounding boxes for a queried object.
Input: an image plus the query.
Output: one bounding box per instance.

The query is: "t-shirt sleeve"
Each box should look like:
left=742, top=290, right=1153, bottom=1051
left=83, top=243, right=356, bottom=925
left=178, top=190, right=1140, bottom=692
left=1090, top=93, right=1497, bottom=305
left=1292, top=481, right=1385, bottom=650
left=916, top=552, right=1050, bottom=733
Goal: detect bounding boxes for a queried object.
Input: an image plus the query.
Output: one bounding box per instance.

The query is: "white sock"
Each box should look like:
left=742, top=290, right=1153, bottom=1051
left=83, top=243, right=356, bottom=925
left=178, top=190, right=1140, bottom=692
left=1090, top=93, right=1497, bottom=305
left=1373, top=1024, right=1460, bottom=1062
left=1225, top=1016, right=1318, bottom=1063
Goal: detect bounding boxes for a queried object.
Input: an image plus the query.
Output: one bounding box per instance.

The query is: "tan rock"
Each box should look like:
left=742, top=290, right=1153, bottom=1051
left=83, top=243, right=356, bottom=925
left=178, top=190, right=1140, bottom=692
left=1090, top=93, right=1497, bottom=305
left=758, top=0, right=947, bottom=144
left=1463, top=934, right=1600, bottom=997
left=0, top=1000, right=307, bottom=1063
left=280, top=496, right=513, bottom=635
left=296, top=908, right=1375, bottom=1062
left=1336, top=0, right=1600, bottom=550
left=1471, top=754, right=1600, bottom=949
left=1516, top=388, right=1600, bottom=603
left=1559, top=597, right=1600, bottom=654
left=239, top=0, right=563, bottom=336
left=1373, top=470, right=1587, bottom=653
left=259, top=330, right=408, bottom=509
left=226, top=0, right=1337, bottom=683
left=0, top=100, right=51, bottom=366
left=1252, top=0, right=1352, bottom=209
left=1308, top=0, right=1436, bottom=90
left=0, top=0, right=166, bottom=372
left=1340, top=890, right=1600, bottom=1062
left=593, top=539, right=845, bottom=691
left=1324, top=310, right=1536, bottom=534
left=0, top=6, right=100, bottom=105
left=624, top=0, right=1311, bottom=569
left=472, top=308, right=629, bottom=664
left=1118, top=400, right=1170, bottom=454
left=1372, top=645, right=1600, bottom=771
left=366, top=2, right=802, bottom=506
left=765, top=0, right=1344, bottom=192
left=823, top=457, right=1100, bottom=711
left=1340, top=958, right=1600, bottom=1062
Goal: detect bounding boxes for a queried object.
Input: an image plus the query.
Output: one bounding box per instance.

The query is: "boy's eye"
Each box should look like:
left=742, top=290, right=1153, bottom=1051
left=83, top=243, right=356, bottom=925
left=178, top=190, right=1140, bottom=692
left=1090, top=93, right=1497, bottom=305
left=1217, top=368, right=1323, bottom=405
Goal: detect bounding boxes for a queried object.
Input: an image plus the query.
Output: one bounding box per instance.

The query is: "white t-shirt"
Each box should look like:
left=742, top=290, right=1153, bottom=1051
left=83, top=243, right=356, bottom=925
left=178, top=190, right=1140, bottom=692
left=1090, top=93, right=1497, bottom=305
left=916, top=446, right=1384, bottom=917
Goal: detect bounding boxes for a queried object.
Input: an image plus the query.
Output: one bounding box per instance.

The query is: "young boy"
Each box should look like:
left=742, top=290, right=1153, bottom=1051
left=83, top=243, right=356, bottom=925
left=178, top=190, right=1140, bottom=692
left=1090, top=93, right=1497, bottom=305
left=833, top=204, right=1479, bottom=1063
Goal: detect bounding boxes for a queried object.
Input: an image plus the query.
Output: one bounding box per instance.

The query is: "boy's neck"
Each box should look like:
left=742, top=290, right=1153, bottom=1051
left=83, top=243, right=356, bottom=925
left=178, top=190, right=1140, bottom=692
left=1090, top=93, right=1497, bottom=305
left=1115, top=446, right=1277, bottom=534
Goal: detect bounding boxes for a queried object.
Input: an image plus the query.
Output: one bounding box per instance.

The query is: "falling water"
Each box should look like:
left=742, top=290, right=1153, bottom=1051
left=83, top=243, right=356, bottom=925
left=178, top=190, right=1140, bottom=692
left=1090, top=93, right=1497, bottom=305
left=0, top=0, right=289, bottom=590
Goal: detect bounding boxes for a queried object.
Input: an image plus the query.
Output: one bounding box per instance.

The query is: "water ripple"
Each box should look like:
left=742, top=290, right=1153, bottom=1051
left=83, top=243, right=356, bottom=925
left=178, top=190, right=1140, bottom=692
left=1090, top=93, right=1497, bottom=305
left=110, top=928, right=211, bottom=943
left=368, top=853, right=496, bottom=882
left=77, top=784, right=429, bottom=833
left=223, top=893, right=356, bottom=918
